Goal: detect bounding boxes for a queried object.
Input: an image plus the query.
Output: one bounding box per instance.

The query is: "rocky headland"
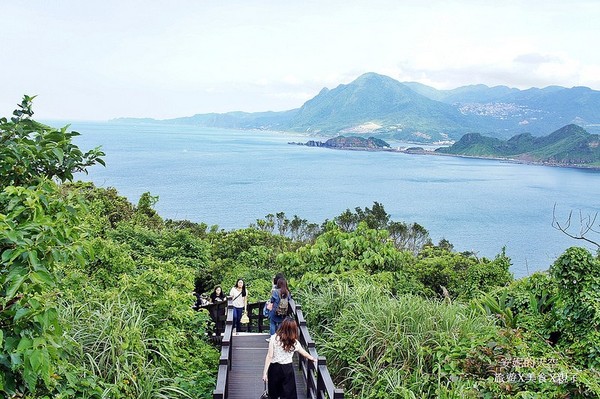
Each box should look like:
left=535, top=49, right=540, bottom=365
left=289, top=135, right=393, bottom=151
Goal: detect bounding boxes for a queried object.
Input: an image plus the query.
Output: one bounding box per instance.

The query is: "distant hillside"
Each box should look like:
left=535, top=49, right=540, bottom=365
left=414, top=84, right=600, bottom=137
left=114, top=110, right=298, bottom=130
left=113, top=72, right=600, bottom=143
left=436, top=124, right=600, bottom=167
left=287, top=73, right=474, bottom=142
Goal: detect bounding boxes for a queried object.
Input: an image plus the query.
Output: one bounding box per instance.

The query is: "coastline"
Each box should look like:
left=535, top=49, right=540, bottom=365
left=416, top=150, right=600, bottom=171
left=289, top=141, right=600, bottom=171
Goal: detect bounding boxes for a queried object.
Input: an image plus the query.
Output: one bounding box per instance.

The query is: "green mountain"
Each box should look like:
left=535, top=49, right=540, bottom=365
left=287, top=72, right=473, bottom=141
left=436, top=124, right=600, bottom=166
left=113, top=73, right=600, bottom=143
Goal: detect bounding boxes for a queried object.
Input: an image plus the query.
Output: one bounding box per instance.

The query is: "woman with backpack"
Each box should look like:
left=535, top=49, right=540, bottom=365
left=264, top=273, right=284, bottom=316
left=267, top=277, right=290, bottom=339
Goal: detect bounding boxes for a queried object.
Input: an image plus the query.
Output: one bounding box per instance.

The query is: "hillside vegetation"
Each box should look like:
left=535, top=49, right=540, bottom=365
left=3, top=98, right=600, bottom=398
left=436, top=124, right=600, bottom=167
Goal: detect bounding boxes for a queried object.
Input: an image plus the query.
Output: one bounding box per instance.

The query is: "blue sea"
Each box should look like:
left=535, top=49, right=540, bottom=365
left=55, top=121, right=600, bottom=279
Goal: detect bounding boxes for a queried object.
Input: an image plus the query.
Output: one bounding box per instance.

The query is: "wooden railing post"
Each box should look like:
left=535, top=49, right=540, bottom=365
left=245, top=301, right=269, bottom=333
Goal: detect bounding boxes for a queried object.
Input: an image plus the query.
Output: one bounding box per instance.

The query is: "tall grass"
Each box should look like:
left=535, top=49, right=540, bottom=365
left=301, top=280, right=499, bottom=397
left=59, top=298, right=192, bottom=398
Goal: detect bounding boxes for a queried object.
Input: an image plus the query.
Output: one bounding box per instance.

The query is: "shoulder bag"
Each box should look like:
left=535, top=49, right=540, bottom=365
left=259, top=381, right=270, bottom=399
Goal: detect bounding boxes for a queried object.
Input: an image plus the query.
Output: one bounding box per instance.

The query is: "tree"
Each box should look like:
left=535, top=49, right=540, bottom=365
left=134, top=191, right=163, bottom=228
left=253, top=212, right=320, bottom=243
left=277, top=222, right=410, bottom=277
left=409, top=246, right=512, bottom=299
left=388, top=221, right=432, bottom=254
left=0, top=95, right=104, bottom=188
left=0, top=96, right=104, bottom=396
left=332, top=203, right=432, bottom=253
left=333, top=201, right=390, bottom=231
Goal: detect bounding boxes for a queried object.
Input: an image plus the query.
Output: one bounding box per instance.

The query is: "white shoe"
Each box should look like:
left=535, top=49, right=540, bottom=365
left=265, top=338, right=270, bottom=342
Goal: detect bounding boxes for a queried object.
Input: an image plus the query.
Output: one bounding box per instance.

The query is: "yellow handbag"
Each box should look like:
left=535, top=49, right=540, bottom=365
left=241, top=311, right=250, bottom=324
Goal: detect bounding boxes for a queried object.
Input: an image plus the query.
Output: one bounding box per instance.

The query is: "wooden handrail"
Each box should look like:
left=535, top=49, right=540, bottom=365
left=212, top=297, right=344, bottom=399
left=212, top=300, right=234, bottom=399
left=199, top=299, right=269, bottom=338
left=289, top=298, right=344, bottom=399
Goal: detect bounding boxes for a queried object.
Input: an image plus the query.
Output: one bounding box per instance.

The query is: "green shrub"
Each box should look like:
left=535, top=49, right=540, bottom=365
left=409, top=246, right=513, bottom=299
left=550, top=247, right=600, bottom=368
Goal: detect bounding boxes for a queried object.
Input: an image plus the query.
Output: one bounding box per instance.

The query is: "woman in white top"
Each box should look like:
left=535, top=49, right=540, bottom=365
left=229, top=279, right=247, bottom=333
left=262, top=317, right=317, bottom=398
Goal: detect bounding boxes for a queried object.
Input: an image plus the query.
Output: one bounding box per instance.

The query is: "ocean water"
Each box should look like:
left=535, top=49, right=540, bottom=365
left=56, top=121, right=600, bottom=278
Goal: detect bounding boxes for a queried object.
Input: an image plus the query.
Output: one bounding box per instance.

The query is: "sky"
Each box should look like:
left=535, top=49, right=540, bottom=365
left=1, top=0, right=599, bottom=121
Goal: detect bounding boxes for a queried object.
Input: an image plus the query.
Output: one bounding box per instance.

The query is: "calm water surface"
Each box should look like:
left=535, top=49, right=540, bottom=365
left=58, top=121, right=600, bottom=278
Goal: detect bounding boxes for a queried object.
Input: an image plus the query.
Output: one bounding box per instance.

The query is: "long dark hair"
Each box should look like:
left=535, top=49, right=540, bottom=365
left=277, top=317, right=298, bottom=352
left=235, top=279, right=247, bottom=297
left=210, top=285, right=225, bottom=301
left=276, top=277, right=289, bottom=298
left=273, top=272, right=285, bottom=286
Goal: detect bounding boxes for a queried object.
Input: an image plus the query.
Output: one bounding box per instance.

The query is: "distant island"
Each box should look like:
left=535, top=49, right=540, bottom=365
left=289, top=135, right=393, bottom=151
left=435, top=124, right=600, bottom=169
left=288, top=125, right=600, bottom=169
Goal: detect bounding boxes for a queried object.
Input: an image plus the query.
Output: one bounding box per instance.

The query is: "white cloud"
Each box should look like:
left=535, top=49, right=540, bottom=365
left=514, top=53, right=562, bottom=65
left=2, top=1, right=600, bottom=119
